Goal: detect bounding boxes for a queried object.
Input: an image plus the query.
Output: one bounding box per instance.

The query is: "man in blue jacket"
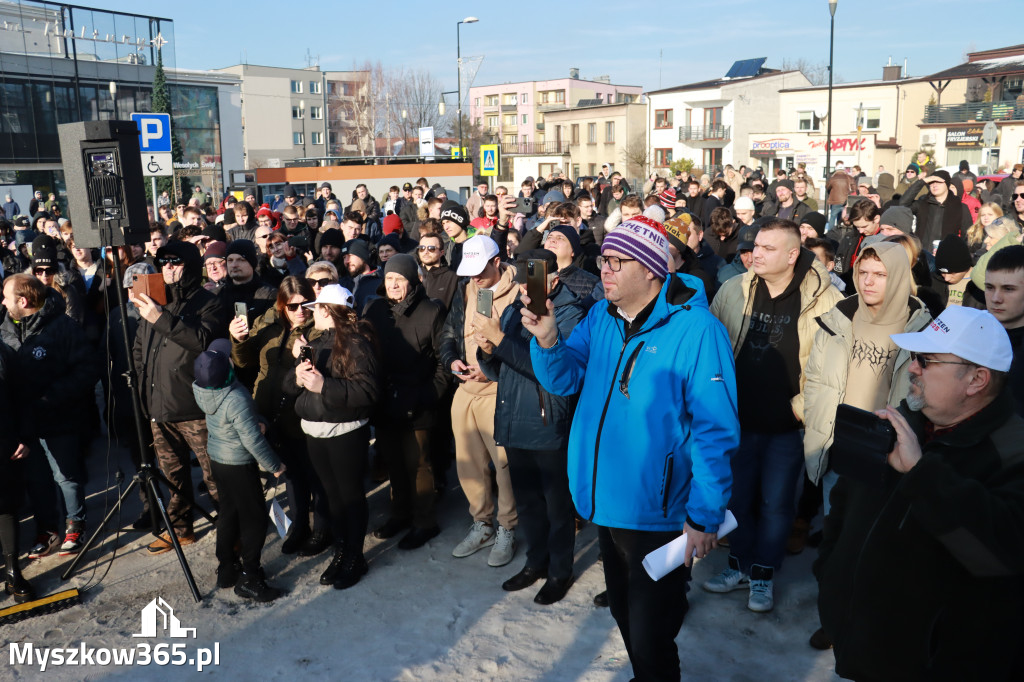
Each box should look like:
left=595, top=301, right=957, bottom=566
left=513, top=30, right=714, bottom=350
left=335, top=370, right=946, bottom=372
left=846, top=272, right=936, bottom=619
left=522, top=216, right=738, bottom=682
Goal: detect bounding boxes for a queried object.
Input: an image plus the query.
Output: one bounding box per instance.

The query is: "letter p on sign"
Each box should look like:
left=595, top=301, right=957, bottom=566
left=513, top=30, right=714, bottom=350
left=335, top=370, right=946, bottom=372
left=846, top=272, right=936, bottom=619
left=141, top=119, right=162, bottom=147
left=130, top=112, right=172, bottom=153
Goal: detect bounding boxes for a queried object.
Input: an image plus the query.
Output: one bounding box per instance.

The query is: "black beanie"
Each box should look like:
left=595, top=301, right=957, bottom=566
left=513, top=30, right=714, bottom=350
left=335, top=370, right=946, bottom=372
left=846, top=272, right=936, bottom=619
left=225, top=238, right=258, bottom=269
left=383, top=253, right=420, bottom=286
left=935, top=235, right=972, bottom=274
left=378, top=233, right=402, bottom=254
left=801, top=211, right=828, bottom=237
left=342, top=237, right=370, bottom=263
left=439, top=200, right=469, bottom=230
left=203, top=223, right=227, bottom=242
left=319, top=229, right=345, bottom=249
left=31, top=233, right=57, bottom=267
left=548, top=224, right=581, bottom=256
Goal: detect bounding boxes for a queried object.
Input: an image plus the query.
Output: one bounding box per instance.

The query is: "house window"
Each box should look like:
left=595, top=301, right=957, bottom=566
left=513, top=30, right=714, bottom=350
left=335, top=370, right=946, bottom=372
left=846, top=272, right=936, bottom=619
left=704, top=107, right=723, bottom=128
left=571, top=124, right=580, bottom=144
left=521, top=93, right=528, bottom=104
left=703, top=148, right=722, bottom=169
left=588, top=123, right=597, bottom=143
left=521, top=135, right=528, bottom=144
left=858, top=107, right=881, bottom=130
left=554, top=90, right=565, bottom=103
left=540, top=91, right=549, bottom=104
left=293, top=132, right=304, bottom=145
left=504, top=114, right=516, bottom=127
left=309, top=81, right=321, bottom=94
left=589, top=163, right=596, bottom=176
left=290, top=80, right=302, bottom=94
left=503, top=133, right=516, bottom=145
left=310, top=106, right=323, bottom=120
left=654, top=148, right=673, bottom=166
left=655, top=109, right=673, bottom=129
left=522, top=114, right=528, bottom=125
left=486, top=115, right=498, bottom=129
left=798, top=111, right=822, bottom=131
left=311, top=131, right=323, bottom=145
left=292, top=106, right=303, bottom=119
left=485, top=94, right=499, bottom=106
left=474, top=97, right=480, bottom=106
left=503, top=93, right=517, bottom=105
left=685, top=109, right=692, bottom=127
left=573, top=164, right=580, bottom=178
left=605, top=121, right=615, bottom=142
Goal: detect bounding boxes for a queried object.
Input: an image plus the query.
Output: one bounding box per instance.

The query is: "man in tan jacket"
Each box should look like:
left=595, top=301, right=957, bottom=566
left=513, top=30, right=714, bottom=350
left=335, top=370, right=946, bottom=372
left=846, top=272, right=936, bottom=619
left=438, top=235, right=520, bottom=567
left=705, top=219, right=842, bottom=613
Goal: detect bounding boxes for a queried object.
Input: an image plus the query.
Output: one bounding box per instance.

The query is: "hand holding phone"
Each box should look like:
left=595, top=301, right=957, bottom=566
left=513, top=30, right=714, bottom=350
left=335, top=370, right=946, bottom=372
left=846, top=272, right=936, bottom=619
left=525, top=259, right=549, bottom=317
left=476, top=289, right=494, bottom=318
left=298, top=345, right=314, bottom=365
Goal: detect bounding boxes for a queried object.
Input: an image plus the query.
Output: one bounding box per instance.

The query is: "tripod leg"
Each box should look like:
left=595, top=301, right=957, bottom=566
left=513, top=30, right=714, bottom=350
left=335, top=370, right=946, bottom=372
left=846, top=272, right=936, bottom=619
left=145, top=475, right=203, bottom=603
left=61, top=478, right=141, bottom=580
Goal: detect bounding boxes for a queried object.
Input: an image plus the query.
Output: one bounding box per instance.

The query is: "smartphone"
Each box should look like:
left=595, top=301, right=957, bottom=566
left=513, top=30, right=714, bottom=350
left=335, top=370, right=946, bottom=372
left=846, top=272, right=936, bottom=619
left=525, top=259, right=549, bottom=317
left=234, top=301, right=248, bottom=321
left=513, top=197, right=535, bottom=214
left=830, top=404, right=897, bottom=485
left=299, top=345, right=314, bottom=364
left=476, top=289, right=494, bottom=318
left=451, top=369, right=470, bottom=376
left=131, top=273, right=167, bottom=306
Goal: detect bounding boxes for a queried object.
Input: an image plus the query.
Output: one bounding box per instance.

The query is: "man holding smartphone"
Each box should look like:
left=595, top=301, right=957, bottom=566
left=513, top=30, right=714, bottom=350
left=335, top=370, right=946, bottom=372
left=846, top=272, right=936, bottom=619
left=817, top=306, right=1024, bottom=681
left=438, top=235, right=521, bottom=568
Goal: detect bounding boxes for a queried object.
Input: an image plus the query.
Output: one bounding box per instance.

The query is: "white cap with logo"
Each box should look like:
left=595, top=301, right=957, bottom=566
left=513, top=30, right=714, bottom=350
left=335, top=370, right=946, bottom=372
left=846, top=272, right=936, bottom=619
left=303, top=283, right=355, bottom=309
left=455, top=235, right=500, bottom=277
left=890, top=306, right=1012, bottom=372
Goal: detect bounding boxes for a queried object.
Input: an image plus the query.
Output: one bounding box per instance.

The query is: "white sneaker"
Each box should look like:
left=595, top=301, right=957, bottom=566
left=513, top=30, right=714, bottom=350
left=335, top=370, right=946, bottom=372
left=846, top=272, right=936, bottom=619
left=702, top=566, right=750, bottom=593
left=748, top=578, right=774, bottom=612
left=487, top=526, right=516, bottom=567
left=452, top=521, right=495, bottom=558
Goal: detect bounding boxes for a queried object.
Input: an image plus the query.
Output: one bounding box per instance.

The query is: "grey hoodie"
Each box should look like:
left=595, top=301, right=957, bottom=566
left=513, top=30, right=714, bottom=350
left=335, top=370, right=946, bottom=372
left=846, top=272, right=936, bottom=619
left=192, top=380, right=283, bottom=472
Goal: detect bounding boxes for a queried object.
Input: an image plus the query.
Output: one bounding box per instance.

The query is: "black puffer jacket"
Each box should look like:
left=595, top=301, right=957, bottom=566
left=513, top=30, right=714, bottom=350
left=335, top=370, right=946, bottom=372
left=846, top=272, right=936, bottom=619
left=133, top=241, right=229, bottom=422
left=816, top=394, right=1024, bottom=681
left=363, top=285, right=449, bottom=430
left=0, top=288, right=99, bottom=438
left=284, top=327, right=380, bottom=425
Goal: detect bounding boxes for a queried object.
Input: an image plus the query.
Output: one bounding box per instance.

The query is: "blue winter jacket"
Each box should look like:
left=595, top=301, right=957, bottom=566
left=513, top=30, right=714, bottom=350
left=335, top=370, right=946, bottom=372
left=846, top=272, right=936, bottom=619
left=192, top=380, right=283, bottom=473
left=530, top=273, right=738, bottom=532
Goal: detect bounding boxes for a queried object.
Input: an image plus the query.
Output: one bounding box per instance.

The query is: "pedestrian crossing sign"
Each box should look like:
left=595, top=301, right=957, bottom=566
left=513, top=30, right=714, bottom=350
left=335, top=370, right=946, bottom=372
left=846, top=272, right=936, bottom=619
left=480, top=144, right=499, bottom=177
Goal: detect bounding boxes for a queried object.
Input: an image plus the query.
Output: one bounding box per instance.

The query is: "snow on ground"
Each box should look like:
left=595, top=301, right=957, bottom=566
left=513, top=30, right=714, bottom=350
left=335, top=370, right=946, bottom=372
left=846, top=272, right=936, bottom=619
left=1, top=439, right=840, bottom=681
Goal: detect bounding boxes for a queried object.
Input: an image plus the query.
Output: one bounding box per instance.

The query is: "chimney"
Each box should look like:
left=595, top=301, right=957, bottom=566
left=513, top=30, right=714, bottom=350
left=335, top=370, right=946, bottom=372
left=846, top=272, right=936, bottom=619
left=882, top=65, right=902, bottom=81
left=569, top=68, right=580, bottom=79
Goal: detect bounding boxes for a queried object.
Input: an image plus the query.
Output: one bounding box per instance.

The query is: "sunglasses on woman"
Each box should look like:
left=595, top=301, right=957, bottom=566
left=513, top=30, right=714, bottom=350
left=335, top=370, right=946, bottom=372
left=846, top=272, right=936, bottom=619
left=285, top=301, right=312, bottom=312
left=157, top=255, right=184, bottom=267
left=34, top=267, right=56, bottom=276
left=306, top=277, right=334, bottom=288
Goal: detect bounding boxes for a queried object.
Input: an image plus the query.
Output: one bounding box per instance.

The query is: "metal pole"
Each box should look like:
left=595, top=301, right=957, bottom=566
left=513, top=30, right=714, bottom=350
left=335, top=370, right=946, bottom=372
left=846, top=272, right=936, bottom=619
left=825, top=11, right=835, bottom=183
left=151, top=176, right=158, bottom=220
left=457, top=21, right=463, bottom=161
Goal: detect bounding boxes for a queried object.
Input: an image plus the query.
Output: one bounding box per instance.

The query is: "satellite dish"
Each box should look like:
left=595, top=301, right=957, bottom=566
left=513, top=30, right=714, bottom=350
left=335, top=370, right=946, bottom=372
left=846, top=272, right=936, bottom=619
left=814, top=109, right=828, bottom=120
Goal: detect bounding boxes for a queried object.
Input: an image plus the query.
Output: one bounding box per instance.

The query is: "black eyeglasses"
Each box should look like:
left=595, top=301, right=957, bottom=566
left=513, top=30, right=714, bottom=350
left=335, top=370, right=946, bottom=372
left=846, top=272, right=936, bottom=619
left=1013, top=193, right=1024, bottom=199
left=418, top=245, right=440, bottom=252
left=285, top=301, right=311, bottom=311
left=157, top=256, right=183, bottom=267
left=597, top=255, right=636, bottom=272
left=910, top=352, right=974, bottom=369
left=34, top=267, right=56, bottom=276
left=306, top=277, right=334, bottom=288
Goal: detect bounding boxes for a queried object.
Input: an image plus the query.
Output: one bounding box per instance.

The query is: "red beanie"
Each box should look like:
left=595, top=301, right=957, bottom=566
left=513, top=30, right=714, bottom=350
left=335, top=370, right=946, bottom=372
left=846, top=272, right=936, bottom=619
left=383, top=214, right=404, bottom=235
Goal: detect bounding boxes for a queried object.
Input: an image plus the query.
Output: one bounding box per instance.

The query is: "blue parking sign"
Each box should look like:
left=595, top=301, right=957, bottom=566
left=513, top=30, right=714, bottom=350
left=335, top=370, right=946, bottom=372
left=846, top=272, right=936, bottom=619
left=130, top=113, right=172, bottom=153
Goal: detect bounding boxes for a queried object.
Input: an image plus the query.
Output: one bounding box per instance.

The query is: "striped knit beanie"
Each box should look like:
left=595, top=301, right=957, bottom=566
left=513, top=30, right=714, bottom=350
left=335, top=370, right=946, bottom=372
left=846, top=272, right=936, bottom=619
left=603, top=216, right=669, bottom=280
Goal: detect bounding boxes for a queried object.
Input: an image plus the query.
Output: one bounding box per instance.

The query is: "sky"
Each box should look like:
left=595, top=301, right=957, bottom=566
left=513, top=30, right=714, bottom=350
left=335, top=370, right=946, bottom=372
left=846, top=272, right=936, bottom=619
left=93, top=0, right=1018, bottom=93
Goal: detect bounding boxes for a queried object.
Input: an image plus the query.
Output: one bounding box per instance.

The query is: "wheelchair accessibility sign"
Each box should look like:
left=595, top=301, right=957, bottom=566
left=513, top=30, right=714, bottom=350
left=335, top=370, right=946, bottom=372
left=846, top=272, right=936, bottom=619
left=131, top=112, right=173, bottom=177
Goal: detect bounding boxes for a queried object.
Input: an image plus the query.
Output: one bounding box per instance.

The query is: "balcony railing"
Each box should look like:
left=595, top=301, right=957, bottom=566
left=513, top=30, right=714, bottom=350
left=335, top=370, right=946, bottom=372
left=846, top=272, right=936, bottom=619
left=500, top=104, right=517, bottom=112
left=923, top=101, right=1023, bottom=124
left=679, top=125, right=731, bottom=142
left=500, top=141, right=568, bottom=155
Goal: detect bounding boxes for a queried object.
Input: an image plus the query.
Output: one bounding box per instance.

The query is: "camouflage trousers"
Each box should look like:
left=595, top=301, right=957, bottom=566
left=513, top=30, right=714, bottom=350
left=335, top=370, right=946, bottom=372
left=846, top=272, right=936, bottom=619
left=150, top=419, right=218, bottom=533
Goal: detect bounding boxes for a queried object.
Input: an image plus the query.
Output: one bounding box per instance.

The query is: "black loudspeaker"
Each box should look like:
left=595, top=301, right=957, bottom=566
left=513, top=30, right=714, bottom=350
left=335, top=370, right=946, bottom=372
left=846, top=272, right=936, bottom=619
left=58, top=120, right=150, bottom=248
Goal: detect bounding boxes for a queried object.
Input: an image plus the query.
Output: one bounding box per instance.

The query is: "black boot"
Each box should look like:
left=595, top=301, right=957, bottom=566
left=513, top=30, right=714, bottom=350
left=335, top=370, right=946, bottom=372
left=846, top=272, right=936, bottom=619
left=297, top=531, right=330, bottom=557
left=216, top=561, right=241, bottom=589
left=233, top=570, right=282, bottom=603
left=319, top=545, right=346, bottom=586
left=4, top=553, right=34, bottom=604
left=280, top=526, right=310, bottom=555
left=332, top=550, right=368, bottom=590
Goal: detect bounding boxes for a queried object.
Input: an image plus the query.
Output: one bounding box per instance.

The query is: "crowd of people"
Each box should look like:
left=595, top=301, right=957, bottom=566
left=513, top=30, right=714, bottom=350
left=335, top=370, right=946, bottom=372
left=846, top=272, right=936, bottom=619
left=1, top=156, right=1024, bottom=680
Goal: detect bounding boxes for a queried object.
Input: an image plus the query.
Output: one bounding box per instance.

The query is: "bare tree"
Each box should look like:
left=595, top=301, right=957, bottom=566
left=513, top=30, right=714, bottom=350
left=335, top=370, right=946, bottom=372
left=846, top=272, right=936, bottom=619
left=780, top=58, right=832, bottom=86
left=383, top=67, right=454, bottom=148
left=621, top=134, right=649, bottom=179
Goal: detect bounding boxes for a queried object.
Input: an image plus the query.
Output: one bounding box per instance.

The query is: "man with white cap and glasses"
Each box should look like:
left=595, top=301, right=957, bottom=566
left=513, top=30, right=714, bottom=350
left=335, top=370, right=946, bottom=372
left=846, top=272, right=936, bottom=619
left=815, top=306, right=1024, bottom=681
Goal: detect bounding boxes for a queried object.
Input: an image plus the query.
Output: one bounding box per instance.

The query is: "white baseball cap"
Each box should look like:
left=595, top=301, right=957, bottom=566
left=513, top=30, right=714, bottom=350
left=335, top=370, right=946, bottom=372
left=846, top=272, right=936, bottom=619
left=456, top=235, right=500, bottom=277
left=303, top=283, right=355, bottom=309
left=734, top=196, right=755, bottom=212
left=890, top=306, right=1012, bottom=372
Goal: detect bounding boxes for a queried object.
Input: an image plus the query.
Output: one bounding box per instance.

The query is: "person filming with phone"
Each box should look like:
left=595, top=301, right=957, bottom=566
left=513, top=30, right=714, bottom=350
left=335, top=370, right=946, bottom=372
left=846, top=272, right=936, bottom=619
left=521, top=216, right=738, bottom=682
left=816, top=306, right=1024, bottom=681
left=438, top=234, right=521, bottom=568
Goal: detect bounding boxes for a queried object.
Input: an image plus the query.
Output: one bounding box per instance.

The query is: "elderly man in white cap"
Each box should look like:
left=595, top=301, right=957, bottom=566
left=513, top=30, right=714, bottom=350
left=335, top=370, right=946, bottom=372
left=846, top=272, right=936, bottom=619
left=437, top=235, right=520, bottom=567
left=816, top=306, right=1024, bottom=682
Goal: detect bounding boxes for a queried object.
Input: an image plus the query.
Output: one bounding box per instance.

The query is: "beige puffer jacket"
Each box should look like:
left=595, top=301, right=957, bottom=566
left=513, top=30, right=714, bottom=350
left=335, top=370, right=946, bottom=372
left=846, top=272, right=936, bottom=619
left=801, top=295, right=931, bottom=484
left=711, top=250, right=843, bottom=423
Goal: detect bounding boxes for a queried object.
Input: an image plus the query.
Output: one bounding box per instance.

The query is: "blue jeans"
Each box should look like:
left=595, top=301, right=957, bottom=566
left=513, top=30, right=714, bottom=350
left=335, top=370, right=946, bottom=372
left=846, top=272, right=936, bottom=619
left=827, top=204, right=844, bottom=232
left=37, top=435, right=86, bottom=523
left=727, top=429, right=804, bottom=574
left=822, top=470, right=840, bottom=517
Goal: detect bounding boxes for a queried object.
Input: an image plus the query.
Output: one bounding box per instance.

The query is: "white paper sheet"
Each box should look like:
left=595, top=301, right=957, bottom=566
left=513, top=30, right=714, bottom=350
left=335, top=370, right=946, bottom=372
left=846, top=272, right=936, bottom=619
left=642, top=511, right=738, bottom=581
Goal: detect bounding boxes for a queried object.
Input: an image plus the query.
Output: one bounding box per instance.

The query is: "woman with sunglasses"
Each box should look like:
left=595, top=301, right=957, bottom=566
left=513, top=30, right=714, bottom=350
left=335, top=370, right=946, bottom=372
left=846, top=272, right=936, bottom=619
left=285, top=284, right=380, bottom=590
left=231, top=276, right=331, bottom=559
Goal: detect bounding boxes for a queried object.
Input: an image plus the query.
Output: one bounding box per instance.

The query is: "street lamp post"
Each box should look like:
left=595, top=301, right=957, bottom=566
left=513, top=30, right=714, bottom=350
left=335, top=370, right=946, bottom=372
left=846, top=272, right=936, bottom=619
left=456, top=16, right=478, bottom=161
left=299, top=99, right=307, bottom=159
left=825, top=0, right=838, bottom=183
